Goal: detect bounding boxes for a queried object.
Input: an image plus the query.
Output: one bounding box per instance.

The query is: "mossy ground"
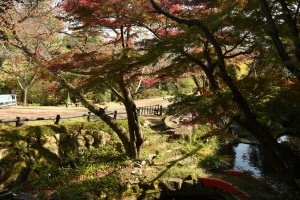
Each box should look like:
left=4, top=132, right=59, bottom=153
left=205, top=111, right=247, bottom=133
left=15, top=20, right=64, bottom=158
left=0, top=117, right=294, bottom=200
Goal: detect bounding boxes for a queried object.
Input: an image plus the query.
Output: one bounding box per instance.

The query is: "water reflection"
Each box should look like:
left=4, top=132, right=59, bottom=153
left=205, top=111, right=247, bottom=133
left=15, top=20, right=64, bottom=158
left=233, top=143, right=263, bottom=177
left=220, top=143, right=273, bottom=178
left=277, top=135, right=289, bottom=143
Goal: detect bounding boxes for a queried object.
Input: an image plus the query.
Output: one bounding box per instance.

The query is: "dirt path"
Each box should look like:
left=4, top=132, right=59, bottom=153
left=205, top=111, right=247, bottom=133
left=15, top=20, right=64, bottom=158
left=0, top=97, right=171, bottom=120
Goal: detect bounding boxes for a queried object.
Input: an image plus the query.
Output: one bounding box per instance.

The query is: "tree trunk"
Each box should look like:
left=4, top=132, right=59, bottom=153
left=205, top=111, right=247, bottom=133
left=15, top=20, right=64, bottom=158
left=119, top=80, right=144, bottom=158
left=52, top=72, right=132, bottom=155
left=260, top=0, right=300, bottom=80
left=192, top=75, right=202, bottom=94
left=21, top=87, right=28, bottom=106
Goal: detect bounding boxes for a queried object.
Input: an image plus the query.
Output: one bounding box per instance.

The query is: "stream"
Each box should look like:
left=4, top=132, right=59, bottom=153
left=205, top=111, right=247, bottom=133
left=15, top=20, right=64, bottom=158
left=221, top=135, right=299, bottom=178
left=232, top=143, right=265, bottom=177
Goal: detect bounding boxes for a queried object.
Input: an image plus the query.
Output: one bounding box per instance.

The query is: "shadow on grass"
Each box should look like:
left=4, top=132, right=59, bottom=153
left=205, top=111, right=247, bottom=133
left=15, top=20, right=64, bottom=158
left=37, top=170, right=123, bottom=200
left=137, top=144, right=204, bottom=199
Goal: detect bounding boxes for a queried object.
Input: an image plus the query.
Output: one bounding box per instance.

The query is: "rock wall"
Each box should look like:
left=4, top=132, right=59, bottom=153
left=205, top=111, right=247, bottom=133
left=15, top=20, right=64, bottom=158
left=0, top=125, right=112, bottom=189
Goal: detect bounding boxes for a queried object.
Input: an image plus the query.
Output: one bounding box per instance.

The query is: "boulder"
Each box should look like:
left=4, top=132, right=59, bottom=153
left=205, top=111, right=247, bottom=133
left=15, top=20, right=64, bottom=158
left=81, top=129, right=92, bottom=136
left=143, top=189, right=161, bottom=200
left=0, top=160, right=27, bottom=189
left=161, top=129, right=175, bottom=135
left=43, top=136, right=59, bottom=157
left=131, top=168, right=143, bottom=175
left=76, top=134, right=86, bottom=147
left=183, top=174, right=198, bottom=185
left=164, top=116, right=180, bottom=129
left=15, top=140, right=28, bottom=150
left=182, top=179, right=194, bottom=188
left=167, top=126, right=193, bottom=142
left=92, top=131, right=111, bottom=148
left=141, top=120, right=151, bottom=127
left=84, top=134, right=94, bottom=147
left=0, top=149, right=9, bottom=160
left=17, top=192, right=38, bottom=200
left=159, top=178, right=183, bottom=191
left=54, top=133, right=67, bottom=142
left=174, top=126, right=193, bottom=142
left=0, top=141, right=12, bottom=148
left=84, top=191, right=97, bottom=200
left=27, top=136, right=38, bottom=145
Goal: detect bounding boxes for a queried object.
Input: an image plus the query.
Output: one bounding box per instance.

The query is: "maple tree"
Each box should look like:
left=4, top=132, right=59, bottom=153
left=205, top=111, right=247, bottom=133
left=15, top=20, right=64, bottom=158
left=148, top=0, right=300, bottom=185
left=0, top=0, right=299, bottom=185
left=49, top=0, right=166, bottom=158
left=258, top=0, right=300, bottom=80
left=0, top=0, right=64, bottom=105
left=0, top=46, right=37, bottom=105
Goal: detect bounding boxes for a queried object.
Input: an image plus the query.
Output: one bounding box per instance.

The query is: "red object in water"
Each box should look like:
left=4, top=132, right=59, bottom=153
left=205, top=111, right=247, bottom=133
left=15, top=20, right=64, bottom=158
left=198, top=177, right=249, bottom=200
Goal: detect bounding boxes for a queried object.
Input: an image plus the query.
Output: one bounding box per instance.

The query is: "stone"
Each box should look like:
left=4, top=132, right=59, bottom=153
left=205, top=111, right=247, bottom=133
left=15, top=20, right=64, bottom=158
left=183, top=174, right=198, bottom=185
left=161, top=129, right=175, bottom=135
left=1, top=161, right=27, bottom=189
left=239, top=138, right=258, bottom=145
left=141, top=120, right=151, bottom=127
left=92, top=131, right=101, bottom=148
left=133, top=162, right=143, bottom=168
left=129, top=178, right=140, bottom=184
left=148, top=153, right=158, bottom=165
left=81, top=129, right=92, bottom=136
left=17, top=192, right=38, bottom=200
left=15, top=140, right=28, bottom=150
left=174, top=126, right=193, bottom=142
left=77, top=134, right=86, bottom=147
left=141, top=160, right=147, bottom=166
left=92, top=131, right=111, bottom=148
left=0, top=141, right=12, bottom=148
left=131, top=168, right=143, bottom=175
left=159, top=178, right=183, bottom=191
left=84, top=191, right=96, bottom=200
left=27, top=136, right=38, bottom=145
left=178, top=157, right=193, bottom=166
left=0, top=149, right=9, bottom=159
left=164, top=116, right=180, bottom=129
left=43, top=136, right=59, bottom=156
left=144, top=189, right=160, bottom=199
left=99, top=192, right=107, bottom=199
left=131, top=184, right=140, bottom=193
left=182, top=180, right=194, bottom=188
left=54, top=133, right=66, bottom=142
left=26, top=169, right=41, bottom=183
left=84, top=134, right=94, bottom=147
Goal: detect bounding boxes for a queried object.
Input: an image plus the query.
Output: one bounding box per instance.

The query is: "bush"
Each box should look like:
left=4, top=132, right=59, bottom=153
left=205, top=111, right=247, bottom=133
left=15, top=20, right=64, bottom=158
left=137, top=88, right=163, bottom=99
left=160, top=77, right=195, bottom=95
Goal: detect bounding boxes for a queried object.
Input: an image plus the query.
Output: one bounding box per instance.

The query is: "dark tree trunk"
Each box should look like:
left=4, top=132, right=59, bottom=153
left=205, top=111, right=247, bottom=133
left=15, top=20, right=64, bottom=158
left=119, top=80, right=144, bottom=158
left=192, top=75, right=202, bottom=94
left=260, top=0, right=300, bottom=80
left=53, top=73, right=132, bottom=155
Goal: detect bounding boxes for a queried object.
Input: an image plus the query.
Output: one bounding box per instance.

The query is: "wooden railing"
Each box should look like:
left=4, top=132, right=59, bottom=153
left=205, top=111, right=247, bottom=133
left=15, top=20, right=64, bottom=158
left=0, top=105, right=164, bottom=127
left=137, top=105, right=163, bottom=116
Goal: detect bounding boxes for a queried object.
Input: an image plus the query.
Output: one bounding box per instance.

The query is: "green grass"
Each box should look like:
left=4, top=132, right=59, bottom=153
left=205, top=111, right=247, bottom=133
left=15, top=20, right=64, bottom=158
left=0, top=120, right=289, bottom=200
